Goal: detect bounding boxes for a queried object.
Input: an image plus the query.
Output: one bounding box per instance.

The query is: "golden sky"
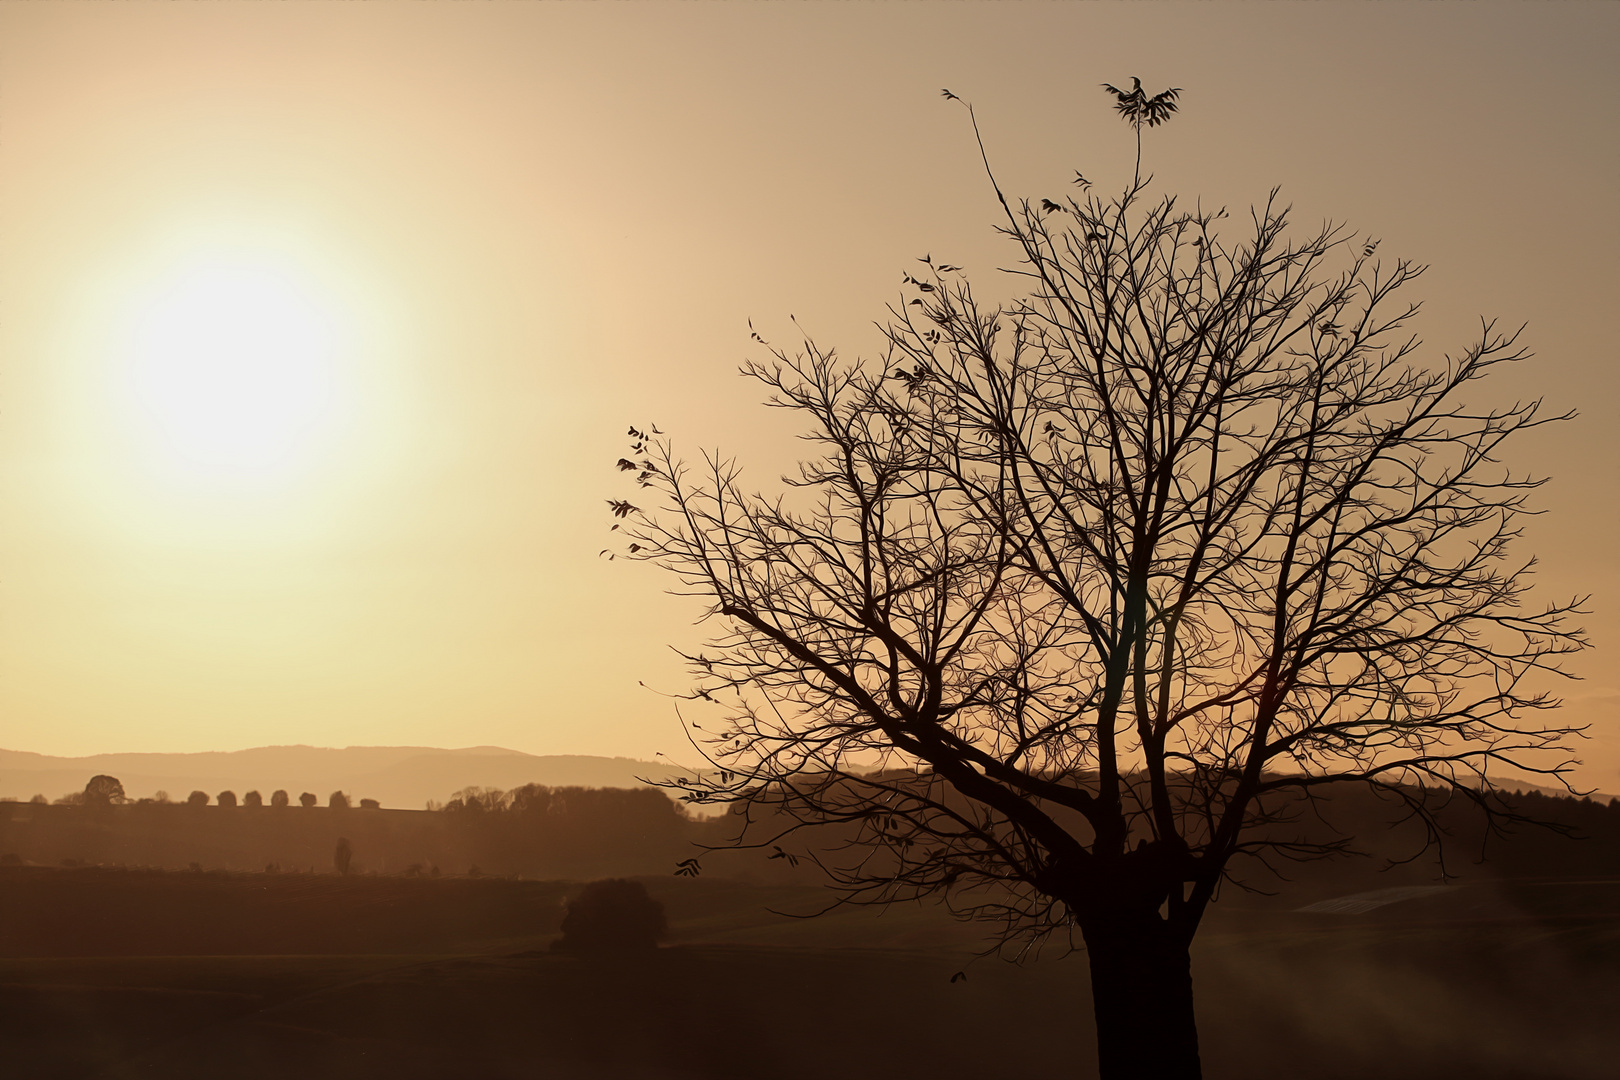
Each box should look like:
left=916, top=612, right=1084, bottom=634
left=2, top=4, right=1616, bottom=788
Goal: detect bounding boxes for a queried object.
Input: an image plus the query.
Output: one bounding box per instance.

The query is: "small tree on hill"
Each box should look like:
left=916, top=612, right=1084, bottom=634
left=298, top=792, right=317, bottom=808
left=82, top=775, right=126, bottom=808
left=186, top=790, right=209, bottom=808
left=216, top=790, right=238, bottom=809
left=609, top=82, right=1587, bottom=1080
left=243, top=790, right=264, bottom=808
left=328, top=791, right=350, bottom=810
left=270, top=789, right=290, bottom=808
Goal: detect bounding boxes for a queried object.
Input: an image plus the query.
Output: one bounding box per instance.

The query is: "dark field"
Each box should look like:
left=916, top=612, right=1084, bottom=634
left=2, top=866, right=1616, bottom=1080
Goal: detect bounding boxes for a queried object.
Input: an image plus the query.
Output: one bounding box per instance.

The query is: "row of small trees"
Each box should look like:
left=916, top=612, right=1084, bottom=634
left=69, top=775, right=381, bottom=810
left=182, top=789, right=380, bottom=810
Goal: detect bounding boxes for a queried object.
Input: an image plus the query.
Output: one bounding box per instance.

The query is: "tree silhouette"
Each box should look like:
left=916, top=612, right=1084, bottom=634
left=270, top=789, right=290, bottom=808
left=186, top=790, right=209, bottom=808
left=328, top=790, right=350, bottom=810
left=82, top=775, right=125, bottom=808
left=243, top=790, right=264, bottom=808
left=298, top=792, right=317, bottom=809
left=609, top=83, right=1586, bottom=1080
left=216, top=790, right=238, bottom=809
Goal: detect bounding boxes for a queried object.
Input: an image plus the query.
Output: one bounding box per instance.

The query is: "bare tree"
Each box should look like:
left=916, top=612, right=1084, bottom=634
left=609, top=83, right=1586, bottom=1080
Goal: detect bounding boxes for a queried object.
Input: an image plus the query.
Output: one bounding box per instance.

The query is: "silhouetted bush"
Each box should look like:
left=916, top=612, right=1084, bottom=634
left=29, top=795, right=46, bottom=805
left=299, top=792, right=317, bottom=808
left=328, top=791, right=350, bottom=810
left=359, top=798, right=380, bottom=810
left=333, top=837, right=353, bottom=875
left=270, top=789, right=289, bottom=808
left=186, top=791, right=209, bottom=808
left=242, top=790, right=263, bottom=808
left=216, top=790, right=238, bottom=808
left=552, top=878, right=667, bottom=954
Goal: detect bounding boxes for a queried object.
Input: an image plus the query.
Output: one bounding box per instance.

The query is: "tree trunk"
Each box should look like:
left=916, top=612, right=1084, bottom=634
left=1081, top=913, right=1201, bottom=1080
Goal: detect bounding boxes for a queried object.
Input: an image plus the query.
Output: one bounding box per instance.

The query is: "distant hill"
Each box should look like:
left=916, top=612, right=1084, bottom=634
left=0, top=745, right=693, bottom=810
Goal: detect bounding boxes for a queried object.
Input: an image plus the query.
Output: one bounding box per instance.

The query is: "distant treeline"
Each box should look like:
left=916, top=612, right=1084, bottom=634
left=35, top=783, right=375, bottom=810
left=0, top=782, right=704, bottom=880
left=1, top=774, right=1614, bottom=890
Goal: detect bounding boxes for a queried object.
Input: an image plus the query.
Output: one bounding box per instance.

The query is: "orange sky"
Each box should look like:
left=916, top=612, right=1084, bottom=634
left=1, top=4, right=1616, bottom=789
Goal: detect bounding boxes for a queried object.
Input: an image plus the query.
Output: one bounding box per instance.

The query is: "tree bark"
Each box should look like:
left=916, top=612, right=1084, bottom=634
left=1082, top=914, right=1201, bottom=1080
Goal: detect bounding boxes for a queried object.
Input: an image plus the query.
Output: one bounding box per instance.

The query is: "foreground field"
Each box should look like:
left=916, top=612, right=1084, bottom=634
left=2, top=869, right=1616, bottom=1079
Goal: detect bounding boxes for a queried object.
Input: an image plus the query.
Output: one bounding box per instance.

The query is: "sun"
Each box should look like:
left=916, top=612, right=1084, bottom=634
left=118, top=254, right=351, bottom=488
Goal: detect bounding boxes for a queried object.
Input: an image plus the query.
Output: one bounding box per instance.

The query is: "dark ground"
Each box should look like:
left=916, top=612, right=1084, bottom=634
left=1, top=867, right=1615, bottom=1079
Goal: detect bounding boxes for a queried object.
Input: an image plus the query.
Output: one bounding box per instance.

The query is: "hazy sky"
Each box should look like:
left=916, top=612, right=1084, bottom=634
left=2, top=4, right=1616, bottom=788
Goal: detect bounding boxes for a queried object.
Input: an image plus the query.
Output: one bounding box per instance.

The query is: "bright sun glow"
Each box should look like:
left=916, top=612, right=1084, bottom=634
left=118, top=254, right=352, bottom=488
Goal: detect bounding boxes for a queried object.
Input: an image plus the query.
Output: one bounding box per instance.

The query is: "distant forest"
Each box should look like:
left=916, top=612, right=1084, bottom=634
left=2, top=778, right=1617, bottom=891
left=0, top=783, right=704, bottom=881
